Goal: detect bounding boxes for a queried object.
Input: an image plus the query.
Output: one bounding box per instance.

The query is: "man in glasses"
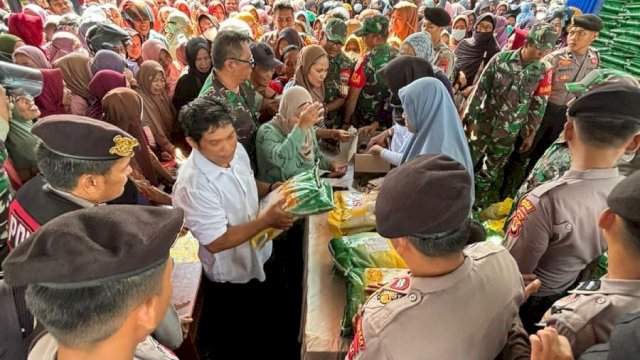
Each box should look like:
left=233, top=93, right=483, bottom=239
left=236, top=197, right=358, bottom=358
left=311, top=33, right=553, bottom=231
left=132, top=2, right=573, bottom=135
left=199, top=30, right=262, bottom=169
left=320, top=18, right=354, bottom=132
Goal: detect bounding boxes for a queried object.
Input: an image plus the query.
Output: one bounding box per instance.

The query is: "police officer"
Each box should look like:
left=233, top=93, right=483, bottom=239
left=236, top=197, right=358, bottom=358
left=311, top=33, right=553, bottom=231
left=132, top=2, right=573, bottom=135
left=465, top=23, right=557, bottom=210
left=347, top=154, right=524, bottom=359
left=319, top=18, right=354, bottom=130
left=535, top=170, right=640, bottom=357
left=526, top=14, right=603, bottom=176
left=423, top=7, right=454, bottom=78
left=2, top=205, right=183, bottom=360
left=7, top=115, right=139, bottom=252
left=344, top=15, right=398, bottom=135
left=505, top=84, right=640, bottom=334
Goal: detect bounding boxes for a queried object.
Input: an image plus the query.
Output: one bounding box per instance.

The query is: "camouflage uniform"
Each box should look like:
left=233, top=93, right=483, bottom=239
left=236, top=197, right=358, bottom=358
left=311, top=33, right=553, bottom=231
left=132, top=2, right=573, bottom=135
left=466, top=24, right=557, bottom=210
left=198, top=72, right=261, bottom=168
left=348, top=15, right=398, bottom=128
left=323, top=19, right=354, bottom=128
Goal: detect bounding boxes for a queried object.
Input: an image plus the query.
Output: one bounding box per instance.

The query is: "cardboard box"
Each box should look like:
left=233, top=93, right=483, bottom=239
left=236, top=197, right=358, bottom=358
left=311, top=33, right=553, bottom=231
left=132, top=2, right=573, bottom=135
left=354, top=154, right=391, bottom=173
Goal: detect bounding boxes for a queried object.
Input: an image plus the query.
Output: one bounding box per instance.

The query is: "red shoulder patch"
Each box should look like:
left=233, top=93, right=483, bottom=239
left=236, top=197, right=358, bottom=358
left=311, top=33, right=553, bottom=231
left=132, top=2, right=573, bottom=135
left=388, top=276, right=411, bottom=292
left=347, top=317, right=366, bottom=360
left=534, top=68, right=553, bottom=96
left=349, top=61, right=366, bottom=89
left=508, top=197, right=536, bottom=238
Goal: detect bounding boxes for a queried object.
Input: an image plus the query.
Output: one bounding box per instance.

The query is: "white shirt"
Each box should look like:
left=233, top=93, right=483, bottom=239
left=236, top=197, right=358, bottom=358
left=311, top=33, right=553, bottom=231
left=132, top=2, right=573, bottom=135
left=172, top=145, right=272, bottom=283
left=380, top=124, right=414, bottom=166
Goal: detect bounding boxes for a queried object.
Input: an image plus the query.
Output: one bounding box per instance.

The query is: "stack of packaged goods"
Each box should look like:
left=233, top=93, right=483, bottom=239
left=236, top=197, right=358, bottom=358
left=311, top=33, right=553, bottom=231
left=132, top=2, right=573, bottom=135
left=594, top=0, right=640, bottom=80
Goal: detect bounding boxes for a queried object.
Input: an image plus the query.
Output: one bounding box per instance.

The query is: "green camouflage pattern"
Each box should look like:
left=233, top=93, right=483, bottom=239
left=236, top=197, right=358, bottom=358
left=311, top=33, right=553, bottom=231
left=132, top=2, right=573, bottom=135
left=325, top=51, right=354, bottom=128
left=353, top=44, right=398, bottom=126
left=527, top=23, right=560, bottom=50
left=354, top=15, right=389, bottom=37
left=199, top=72, right=261, bottom=167
left=565, top=68, right=640, bottom=96
left=466, top=49, right=552, bottom=210
left=325, top=18, right=348, bottom=45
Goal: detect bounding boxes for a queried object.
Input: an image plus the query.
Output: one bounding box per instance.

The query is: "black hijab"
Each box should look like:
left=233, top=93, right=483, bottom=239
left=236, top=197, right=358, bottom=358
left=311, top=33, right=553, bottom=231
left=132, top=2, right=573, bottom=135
left=454, top=13, right=500, bottom=86
left=381, top=56, right=435, bottom=105
left=172, top=37, right=211, bottom=112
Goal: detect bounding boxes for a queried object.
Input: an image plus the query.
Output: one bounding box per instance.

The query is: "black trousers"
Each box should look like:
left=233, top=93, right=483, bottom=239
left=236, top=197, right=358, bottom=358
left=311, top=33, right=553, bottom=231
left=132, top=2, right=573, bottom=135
left=526, top=102, right=568, bottom=175
left=519, top=292, right=567, bottom=335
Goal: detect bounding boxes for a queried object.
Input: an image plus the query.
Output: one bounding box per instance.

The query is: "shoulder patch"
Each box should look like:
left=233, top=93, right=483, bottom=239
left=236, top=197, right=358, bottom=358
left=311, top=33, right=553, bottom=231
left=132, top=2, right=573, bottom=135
left=508, top=197, right=537, bottom=238
left=388, top=276, right=411, bottom=293
left=465, top=241, right=505, bottom=259
left=559, top=59, right=573, bottom=66
left=577, top=280, right=601, bottom=292
left=534, top=67, right=553, bottom=96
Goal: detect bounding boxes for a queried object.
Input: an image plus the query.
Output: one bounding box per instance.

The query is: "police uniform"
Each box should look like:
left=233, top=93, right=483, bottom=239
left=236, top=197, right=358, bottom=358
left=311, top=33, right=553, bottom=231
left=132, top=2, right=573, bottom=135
left=539, top=171, right=640, bottom=357
left=348, top=15, right=398, bottom=128
left=527, top=14, right=604, bottom=173
left=433, top=41, right=455, bottom=79
left=347, top=242, right=524, bottom=360
left=2, top=205, right=185, bottom=360
left=347, top=154, right=524, bottom=360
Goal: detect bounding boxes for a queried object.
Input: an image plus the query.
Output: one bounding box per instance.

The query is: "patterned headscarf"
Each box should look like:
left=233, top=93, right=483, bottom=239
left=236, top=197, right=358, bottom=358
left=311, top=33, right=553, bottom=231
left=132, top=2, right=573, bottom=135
left=402, top=32, right=433, bottom=63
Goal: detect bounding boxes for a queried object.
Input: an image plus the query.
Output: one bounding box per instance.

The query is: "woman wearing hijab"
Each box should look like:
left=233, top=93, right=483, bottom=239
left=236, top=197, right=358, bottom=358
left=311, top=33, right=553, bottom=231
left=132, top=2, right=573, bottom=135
left=389, top=1, right=418, bottom=43
left=35, top=68, right=68, bottom=117
left=164, top=11, right=192, bottom=59
left=141, top=39, right=182, bottom=98
left=136, top=60, right=178, bottom=159
left=12, top=46, right=51, bottom=69
left=369, top=55, right=431, bottom=164
left=343, top=34, right=364, bottom=62
left=235, top=11, right=260, bottom=40
left=493, top=15, right=509, bottom=48
left=52, top=53, right=93, bottom=116
left=7, top=13, right=44, bottom=52
left=461, top=9, right=476, bottom=37
left=102, top=88, right=174, bottom=205
left=197, top=13, right=219, bottom=40
left=2, top=88, right=41, bottom=183
left=172, top=38, right=211, bottom=112
left=0, top=34, right=24, bottom=63
left=208, top=0, right=226, bottom=22
left=256, top=86, right=344, bottom=183
left=450, top=14, right=469, bottom=51
left=454, top=13, right=500, bottom=90
left=46, top=32, right=84, bottom=63
left=85, top=70, right=128, bottom=120
left=89, top=49, right=128, bottom=76
left=274, top=45, right=300, bottom=92
left=22, top=4, right=48, bottom=24
left=400, top=33, right=454, bottom=98
left=516, top=2, right=534, bottom=29
left=274, top=27, right=304, bottom=59
left=295, top=10, right=313, bottom=34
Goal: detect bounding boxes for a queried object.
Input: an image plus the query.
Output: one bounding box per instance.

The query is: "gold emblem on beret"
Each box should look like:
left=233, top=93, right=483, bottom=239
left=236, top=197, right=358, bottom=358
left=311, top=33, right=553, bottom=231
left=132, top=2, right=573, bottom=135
left=109, top=135, right=139, bottom=157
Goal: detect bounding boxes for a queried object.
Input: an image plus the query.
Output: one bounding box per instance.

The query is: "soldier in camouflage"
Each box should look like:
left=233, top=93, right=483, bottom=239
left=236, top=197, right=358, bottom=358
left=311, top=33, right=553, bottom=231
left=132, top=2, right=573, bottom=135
left=320, top=18, right=354, bottom=130
left=198, top=31, right=262, bottom=169
left=344, top=15, right=399, bottom=134
left=464, top=23, right=558, bottom=210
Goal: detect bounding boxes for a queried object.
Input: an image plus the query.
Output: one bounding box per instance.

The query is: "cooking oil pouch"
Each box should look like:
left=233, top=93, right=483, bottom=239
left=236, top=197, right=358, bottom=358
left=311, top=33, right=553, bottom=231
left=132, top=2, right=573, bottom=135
left=327, top=191, right=378, bottom=237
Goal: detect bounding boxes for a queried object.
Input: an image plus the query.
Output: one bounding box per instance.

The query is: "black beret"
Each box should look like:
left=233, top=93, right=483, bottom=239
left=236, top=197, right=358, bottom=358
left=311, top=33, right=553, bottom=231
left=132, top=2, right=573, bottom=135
left=607, top=171, right=640, bottom=223
left=572, top=14, right=603, bottom=32
left=2, top=205, right=184, bottom=288
left=32, top=115, right=140, bottom=160
left=568, top=84, right=640, bottom=124
left=423, top=7, right=451, bottom=27
left=375, top=154, right=472, bottom=238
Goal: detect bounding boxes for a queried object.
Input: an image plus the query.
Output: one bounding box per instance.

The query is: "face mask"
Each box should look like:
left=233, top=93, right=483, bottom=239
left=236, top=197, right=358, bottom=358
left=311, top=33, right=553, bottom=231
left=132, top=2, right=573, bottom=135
left=474, top=32, right=494, bottom=43
left=452, top=29, right=466, bottom=41
left=345, top=51, right=360, bottom=62
left=203, top=27, right=217, bottom=41
left=506, top=25, right=514, bottom=36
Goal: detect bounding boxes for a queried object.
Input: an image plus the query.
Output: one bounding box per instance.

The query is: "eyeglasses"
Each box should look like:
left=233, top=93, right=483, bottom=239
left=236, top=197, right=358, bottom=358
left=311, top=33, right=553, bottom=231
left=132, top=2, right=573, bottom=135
left=228, top=55, right=255, bottom=69
left=327, top=39, right=342, bottom=48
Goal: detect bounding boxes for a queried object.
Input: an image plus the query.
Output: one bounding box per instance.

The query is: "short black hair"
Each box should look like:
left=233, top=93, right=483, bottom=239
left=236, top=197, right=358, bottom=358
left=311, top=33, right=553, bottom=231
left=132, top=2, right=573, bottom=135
left=273, top=0, right=294, bottom=14
left=179, top=97, right=234, bottom=144
left=211, top=30, right=252, bottom=70
left=37, top=145, right=118, bottom=192
left=407, top=220, right=471, bottom=257
left=620, top=217, right=640, bottom=255
left=26, top=262, right=165, bottom=347
left=573, top=116, right=640, bottom=149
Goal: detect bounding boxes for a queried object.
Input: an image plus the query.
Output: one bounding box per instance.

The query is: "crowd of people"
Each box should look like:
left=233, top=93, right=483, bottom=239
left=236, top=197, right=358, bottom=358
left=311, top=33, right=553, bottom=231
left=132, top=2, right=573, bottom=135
left=0, top=0, right=639, bottom=358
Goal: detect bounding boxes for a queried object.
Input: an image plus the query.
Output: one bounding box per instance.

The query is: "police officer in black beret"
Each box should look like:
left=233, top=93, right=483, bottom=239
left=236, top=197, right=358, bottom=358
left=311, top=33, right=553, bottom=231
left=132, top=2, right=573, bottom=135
left=2, top=205, right=184, bottom=360
left=423, top=7, right=454, bottom=77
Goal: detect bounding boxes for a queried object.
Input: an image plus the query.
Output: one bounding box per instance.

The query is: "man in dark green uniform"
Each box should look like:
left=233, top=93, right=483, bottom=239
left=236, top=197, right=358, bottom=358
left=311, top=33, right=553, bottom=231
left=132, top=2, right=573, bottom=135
left=344, top=15, right=398, bottom=135
left=320, top=18, right=354, bottom=130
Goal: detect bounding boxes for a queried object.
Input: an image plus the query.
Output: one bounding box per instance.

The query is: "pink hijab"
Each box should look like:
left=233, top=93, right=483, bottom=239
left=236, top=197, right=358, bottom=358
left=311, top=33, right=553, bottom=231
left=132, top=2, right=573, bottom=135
left=12, top=45, right=51, bottom=69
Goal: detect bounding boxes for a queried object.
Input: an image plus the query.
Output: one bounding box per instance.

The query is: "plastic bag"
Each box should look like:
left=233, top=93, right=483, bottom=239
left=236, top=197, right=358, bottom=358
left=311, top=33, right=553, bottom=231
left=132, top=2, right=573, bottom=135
left=329, top=232, right=408, bottom=276
left=251, top=167, right=334, bottom=249
left=341, top=268, right=409, bottom=336
left=327, top=191, right=378, bottom=237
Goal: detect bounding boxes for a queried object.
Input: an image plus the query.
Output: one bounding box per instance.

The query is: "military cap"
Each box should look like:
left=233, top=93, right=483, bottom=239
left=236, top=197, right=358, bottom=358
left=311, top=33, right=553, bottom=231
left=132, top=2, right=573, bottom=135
left=354, top=14, right=389, bottom=37
left=566, top=69, right=640, bottom=97
left=375, top=154, right=472, bottom=238
left=324, top=18, right=347, bottom=45
left=572, top=14, right=603, bottom=32
left=607, top=171, right=640, bottom=223
left=250, top=42, right=282, bottom=69
left=568, top=84, right=640, bottom=124
left=33, top=115, right=140, bottom=160
left=2, top=205, right=184, bottom=287
left=423, top=7, right=451, bottom=27
left=526, top=23, right=559, bottom=50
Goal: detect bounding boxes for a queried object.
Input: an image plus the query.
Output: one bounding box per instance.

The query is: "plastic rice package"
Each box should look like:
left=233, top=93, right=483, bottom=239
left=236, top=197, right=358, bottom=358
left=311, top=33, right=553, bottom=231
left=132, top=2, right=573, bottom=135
left=341, top=268, right=410, bottom=336
left=251, top=167, right=334, bottom=249
left=327, top=191, right=378, bottom=237
left=329, top=232, right=408, bottom=276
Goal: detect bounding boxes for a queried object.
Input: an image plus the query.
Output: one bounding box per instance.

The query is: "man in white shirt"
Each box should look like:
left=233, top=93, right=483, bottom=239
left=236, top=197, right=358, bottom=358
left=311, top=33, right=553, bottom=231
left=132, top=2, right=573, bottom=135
left=173, top=97, right=293, bottom=358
